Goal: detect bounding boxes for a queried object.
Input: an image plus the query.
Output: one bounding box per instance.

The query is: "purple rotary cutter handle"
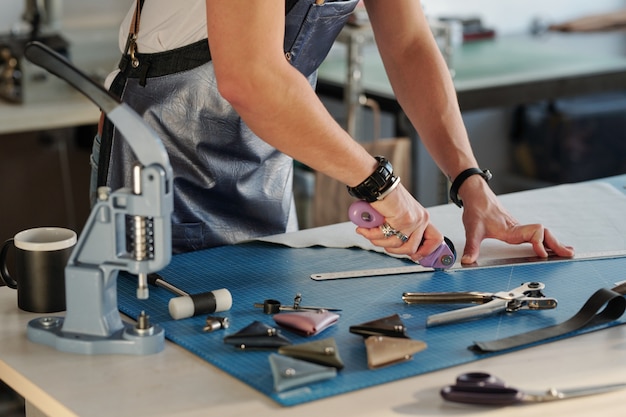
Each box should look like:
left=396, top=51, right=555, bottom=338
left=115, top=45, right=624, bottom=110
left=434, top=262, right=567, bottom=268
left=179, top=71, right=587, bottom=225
left=348, top=200, right=456, bottom=270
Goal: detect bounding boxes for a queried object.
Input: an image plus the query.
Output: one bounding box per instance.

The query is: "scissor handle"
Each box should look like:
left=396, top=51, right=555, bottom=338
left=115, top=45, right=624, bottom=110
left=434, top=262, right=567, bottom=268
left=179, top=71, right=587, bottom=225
left=440, top=384, right=524, bottom=406
left=456, top=372, right=505, bottom=387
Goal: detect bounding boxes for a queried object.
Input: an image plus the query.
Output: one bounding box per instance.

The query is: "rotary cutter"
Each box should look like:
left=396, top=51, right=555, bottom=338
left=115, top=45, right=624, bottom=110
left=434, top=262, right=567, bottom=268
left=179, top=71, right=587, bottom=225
left=348, top=200, right=456, bottom=270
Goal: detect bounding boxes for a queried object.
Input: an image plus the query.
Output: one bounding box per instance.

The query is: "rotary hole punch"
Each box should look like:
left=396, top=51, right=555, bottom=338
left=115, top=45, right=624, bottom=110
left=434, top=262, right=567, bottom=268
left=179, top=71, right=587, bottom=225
left=403, top=282, right=557, bottom=327
left=23, top=42, right=173, bottom=355
left=348, top=200, right=456, bottom=269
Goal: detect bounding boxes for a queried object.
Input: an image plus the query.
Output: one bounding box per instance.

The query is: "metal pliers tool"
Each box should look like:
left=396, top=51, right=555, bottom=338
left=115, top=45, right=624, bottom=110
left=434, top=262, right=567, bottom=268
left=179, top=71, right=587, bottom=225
left=402, top=282, right=557, bottom=327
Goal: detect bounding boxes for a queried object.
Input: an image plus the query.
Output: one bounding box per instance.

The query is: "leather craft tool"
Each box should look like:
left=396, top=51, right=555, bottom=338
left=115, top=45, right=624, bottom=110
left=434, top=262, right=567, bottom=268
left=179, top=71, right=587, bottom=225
left=348, top=200, right=456, bottom=270
left=147, top=273, right=232, bottom=320
left=254, top=293, right=341, bottom=314
left=23, top=41, right=173, bottom=355
left=471, top=282, right=626, bottom=353
left=403, top=281, right=557, bottom=327
left=310, top=249, right=626, bottom=280
left=441, top=372, right=626, bottom=406
left=203, top=317, right=229, bottom=333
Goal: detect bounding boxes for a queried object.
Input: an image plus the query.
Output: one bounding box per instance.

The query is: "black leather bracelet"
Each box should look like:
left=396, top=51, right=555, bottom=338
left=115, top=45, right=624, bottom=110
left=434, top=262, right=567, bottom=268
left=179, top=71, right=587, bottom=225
left=347, top=156, right=398, bottom=202
left=449, top=168, right=492, bottom=208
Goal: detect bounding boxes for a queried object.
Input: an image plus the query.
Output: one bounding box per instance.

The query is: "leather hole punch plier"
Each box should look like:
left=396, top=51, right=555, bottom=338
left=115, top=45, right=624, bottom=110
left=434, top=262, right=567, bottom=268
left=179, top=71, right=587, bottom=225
left=402, top=282, right=557, bottom=327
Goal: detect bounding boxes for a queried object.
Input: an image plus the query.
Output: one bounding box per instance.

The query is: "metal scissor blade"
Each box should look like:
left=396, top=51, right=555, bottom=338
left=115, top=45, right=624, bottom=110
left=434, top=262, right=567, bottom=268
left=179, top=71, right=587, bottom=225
left=531, top=382, right=626, bottom=402
left=426, top=299, right=508, bottom=327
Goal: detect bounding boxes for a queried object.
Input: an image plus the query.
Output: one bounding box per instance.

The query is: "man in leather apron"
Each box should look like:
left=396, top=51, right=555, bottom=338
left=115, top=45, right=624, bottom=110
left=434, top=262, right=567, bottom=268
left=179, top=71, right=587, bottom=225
left=93, top=0, right=575, bottom=263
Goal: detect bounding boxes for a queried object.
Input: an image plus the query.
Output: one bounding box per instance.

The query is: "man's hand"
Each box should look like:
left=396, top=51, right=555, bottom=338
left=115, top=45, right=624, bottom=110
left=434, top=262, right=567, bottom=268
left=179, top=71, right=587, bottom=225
left=459, top=177, right=575, bottom=264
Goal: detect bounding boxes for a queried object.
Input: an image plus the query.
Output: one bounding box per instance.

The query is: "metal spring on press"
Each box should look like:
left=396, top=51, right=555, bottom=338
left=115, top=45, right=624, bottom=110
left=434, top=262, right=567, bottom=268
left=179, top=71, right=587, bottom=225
left=129, top=164, right=155, bottom=261
left=130, top=164, right=155, bottom=299
left=132, top=216, right=152, bottom=261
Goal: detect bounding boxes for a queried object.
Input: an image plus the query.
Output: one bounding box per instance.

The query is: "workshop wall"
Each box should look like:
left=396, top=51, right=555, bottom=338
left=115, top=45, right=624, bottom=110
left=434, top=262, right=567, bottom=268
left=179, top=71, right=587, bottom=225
left=422, top=0, right=626, bottom=35
left=0, top=1, right=127, bottom=242
left=2, top=0, right=625, bottom=233
left=421, top=0, right=626, bottom=197
left=2, top=1, right=625, bottom=35
left=0, top=0, right=128, bottom=33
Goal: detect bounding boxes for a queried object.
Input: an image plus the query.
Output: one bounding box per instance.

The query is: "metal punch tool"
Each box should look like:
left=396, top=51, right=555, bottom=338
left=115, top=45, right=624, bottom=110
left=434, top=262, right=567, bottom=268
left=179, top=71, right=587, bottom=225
left=254, top=293, right=341, bottom=314
left=23, top=41, right=174, bottom=355
left=402, top=281, right=557, bottom=327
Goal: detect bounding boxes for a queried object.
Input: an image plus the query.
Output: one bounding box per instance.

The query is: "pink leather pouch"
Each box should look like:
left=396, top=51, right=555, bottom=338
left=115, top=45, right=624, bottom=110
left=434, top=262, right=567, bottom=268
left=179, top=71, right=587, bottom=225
left=273, top=310, right=339, bottom=336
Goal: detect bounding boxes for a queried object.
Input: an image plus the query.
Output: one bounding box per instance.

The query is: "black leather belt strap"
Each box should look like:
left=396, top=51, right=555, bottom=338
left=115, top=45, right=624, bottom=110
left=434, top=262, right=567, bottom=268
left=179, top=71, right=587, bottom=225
left=470, top=284, right=626, bottom=353
left=118, top=39, right=212, bottom=85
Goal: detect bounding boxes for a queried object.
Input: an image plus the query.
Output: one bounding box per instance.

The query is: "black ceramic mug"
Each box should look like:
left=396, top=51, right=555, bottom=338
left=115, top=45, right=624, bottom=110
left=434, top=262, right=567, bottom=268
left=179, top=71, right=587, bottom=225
left=0, top=227, right=76, bottom=313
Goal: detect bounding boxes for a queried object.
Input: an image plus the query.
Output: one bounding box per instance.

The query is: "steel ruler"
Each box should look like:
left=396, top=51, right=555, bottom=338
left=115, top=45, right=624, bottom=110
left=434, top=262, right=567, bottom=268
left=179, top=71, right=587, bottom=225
left=310, top=250, right=626, bottom=281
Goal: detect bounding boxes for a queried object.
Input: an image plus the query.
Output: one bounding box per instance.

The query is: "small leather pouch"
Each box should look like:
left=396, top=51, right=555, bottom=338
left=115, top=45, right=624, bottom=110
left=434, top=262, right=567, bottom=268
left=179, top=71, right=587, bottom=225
left=273, top=310, right=339, bottom=336
left=223, top=321, right=291, bottom=349
left=278, top=337, right=344, bottom=369
left=349, top=313, right=409, bottom=338
left=364, top=336, right=428, bottom=369
left=269, top=353, right=337, bottom=392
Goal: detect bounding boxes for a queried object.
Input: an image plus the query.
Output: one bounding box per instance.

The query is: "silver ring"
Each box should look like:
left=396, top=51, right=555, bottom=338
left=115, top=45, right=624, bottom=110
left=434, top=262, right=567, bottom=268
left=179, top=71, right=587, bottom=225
left=396, top=232, right=409, bottom=243
left=381, top=223, right=409, bottom=242
left=381, top=223, right=397, bottom=238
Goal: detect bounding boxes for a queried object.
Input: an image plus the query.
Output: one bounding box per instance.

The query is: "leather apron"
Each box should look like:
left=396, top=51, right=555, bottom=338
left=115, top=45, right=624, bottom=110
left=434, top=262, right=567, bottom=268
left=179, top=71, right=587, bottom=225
left=95, top=0, right=359, bottom=253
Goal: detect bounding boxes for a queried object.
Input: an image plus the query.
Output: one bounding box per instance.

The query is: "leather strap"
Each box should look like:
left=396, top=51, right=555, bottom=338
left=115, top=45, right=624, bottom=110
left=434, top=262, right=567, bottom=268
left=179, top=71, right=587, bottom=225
left=470, top=285, right=626, bottom=353
left=123, top=0, right=145, bottom=67
left=347, top=156, right=398, bottom=202
left=98, top=0, right=145, bottom=189
left=449, top=168, right=492, bottom=208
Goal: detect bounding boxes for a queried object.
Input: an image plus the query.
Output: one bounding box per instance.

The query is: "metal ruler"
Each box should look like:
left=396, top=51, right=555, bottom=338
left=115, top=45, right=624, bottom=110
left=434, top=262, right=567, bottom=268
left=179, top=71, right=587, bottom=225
left=310, top=250, right=626, bottom=281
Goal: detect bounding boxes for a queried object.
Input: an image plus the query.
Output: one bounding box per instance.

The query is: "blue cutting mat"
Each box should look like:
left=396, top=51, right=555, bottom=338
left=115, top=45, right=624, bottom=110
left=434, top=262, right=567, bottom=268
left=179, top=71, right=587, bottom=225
left=117, top=242, right=626, bottom=406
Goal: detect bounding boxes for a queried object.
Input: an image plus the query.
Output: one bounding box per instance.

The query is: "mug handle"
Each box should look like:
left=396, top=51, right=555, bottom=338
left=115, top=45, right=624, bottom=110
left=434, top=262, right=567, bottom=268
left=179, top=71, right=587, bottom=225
left=0, top=238, right=18, bottom=289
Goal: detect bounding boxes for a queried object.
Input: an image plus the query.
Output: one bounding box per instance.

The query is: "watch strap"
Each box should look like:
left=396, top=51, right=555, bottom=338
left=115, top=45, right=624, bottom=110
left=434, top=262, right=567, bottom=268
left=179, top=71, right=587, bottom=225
left=347, top=156, right=398, bottom=203
left=449, top=168, right=492, bottom=208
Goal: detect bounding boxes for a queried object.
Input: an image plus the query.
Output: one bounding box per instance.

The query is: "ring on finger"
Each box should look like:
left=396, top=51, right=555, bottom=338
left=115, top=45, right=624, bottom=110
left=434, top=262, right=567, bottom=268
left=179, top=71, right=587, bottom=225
left=381, top=223, right=397, bottom=238
left=395, top=232, right=409, bottom=243
left=381, top=223, right=409, bottom=242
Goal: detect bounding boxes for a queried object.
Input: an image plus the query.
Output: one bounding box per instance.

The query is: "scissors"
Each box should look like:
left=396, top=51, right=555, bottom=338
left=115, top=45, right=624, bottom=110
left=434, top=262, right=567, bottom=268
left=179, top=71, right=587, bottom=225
left=441, top=372, right=626, bottom=406
left=348, top=200, right=456, bottom=270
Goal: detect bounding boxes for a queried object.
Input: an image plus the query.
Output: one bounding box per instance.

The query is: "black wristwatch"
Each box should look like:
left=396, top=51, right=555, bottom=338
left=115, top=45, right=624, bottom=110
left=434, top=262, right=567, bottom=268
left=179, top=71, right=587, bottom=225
left=347, top=156, right=400, bottom=202
left=449, top=168, right=492, bottom=208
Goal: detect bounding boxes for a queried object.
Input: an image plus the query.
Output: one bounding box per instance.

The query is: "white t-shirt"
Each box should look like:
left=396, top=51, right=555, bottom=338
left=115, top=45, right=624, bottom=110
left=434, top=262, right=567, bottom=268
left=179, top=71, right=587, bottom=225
left=106, top=0, right=207, bottom=87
